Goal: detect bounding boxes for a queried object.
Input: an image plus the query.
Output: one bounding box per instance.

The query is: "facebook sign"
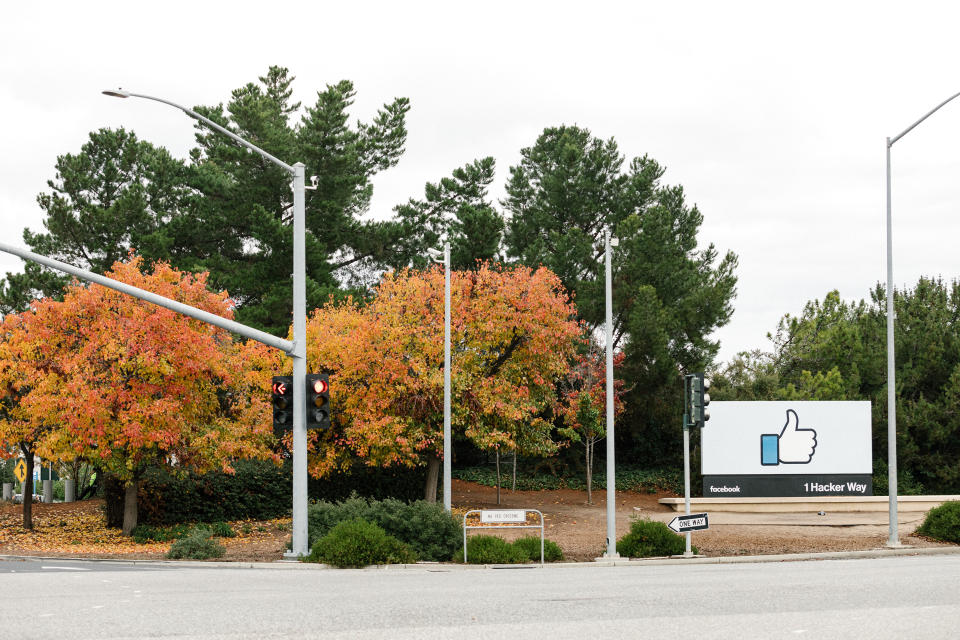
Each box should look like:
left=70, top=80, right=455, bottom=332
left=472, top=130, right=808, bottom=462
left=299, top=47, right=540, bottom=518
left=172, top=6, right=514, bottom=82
left=701, top=401, right=872, bottom=497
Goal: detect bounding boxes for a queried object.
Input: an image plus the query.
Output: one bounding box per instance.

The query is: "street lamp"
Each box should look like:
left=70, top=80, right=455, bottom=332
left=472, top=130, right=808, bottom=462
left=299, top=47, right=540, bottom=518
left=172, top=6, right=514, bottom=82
left=604, top=228, right=619, bottom=558
left=103, top=88, right=312, bottom=558
left=885, top=89, right=960, bottom=547
left=427, top=243, right=452, bottom=512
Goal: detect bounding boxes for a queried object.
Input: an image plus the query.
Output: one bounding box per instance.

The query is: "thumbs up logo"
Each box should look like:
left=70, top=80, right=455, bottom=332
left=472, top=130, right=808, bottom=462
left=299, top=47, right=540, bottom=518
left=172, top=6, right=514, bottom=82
left=760, top=409, right=817, bottom=465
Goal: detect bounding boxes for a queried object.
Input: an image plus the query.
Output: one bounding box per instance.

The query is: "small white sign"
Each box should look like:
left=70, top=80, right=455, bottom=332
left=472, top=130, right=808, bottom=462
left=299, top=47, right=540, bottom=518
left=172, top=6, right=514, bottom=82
left=667, top=513, right=709, bottom=533
left=480, top=509, right=526, bottom=523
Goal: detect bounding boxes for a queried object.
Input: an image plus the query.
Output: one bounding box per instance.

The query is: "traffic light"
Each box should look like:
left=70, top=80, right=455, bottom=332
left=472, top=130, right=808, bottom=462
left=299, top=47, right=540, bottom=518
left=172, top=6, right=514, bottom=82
left=306, top=373, right=331, bottom=429
left=691, top=372, right=710, bottom=428
left=272, top=375, right=293, bottom=436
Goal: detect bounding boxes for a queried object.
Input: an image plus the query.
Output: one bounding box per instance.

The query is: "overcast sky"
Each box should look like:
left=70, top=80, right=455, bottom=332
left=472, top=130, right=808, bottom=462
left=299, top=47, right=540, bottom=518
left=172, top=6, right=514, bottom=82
left=3, top=1, right=960, bottom=364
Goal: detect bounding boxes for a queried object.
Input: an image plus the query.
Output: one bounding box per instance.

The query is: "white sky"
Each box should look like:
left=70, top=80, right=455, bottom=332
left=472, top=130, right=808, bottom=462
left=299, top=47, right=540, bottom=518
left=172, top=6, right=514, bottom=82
left=2, top=0, right=960, bottom=364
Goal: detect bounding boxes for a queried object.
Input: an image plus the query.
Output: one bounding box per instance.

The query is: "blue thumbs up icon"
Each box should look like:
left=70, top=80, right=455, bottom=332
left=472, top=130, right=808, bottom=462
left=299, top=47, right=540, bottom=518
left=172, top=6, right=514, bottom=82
left=761, top=409, right=817, bottom=465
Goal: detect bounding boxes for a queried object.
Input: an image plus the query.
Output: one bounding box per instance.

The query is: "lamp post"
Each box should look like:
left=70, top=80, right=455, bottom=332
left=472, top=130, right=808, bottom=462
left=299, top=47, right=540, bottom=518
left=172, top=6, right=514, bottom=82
left=604, top=228, right=619, bottom=558
left=103, top=89, right=311, bottom=558
left=427, top=243, right=452, bottom=512
left=885, top=89, right=960, bottom=547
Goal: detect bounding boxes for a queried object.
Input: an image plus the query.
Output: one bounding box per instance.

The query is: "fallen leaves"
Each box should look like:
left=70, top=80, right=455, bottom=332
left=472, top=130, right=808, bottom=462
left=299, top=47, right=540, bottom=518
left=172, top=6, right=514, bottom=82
left=0, top=499, right=291, bottom=558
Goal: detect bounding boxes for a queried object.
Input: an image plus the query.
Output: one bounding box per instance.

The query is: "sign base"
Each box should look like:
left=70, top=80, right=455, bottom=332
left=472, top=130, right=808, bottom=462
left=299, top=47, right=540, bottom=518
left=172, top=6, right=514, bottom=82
left=703, top=474, right=872, bottom=498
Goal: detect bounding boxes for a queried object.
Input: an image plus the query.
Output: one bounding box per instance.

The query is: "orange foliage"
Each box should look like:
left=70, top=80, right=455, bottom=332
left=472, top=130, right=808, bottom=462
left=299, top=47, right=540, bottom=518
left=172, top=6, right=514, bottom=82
left=0, top=256, right=276, bottom=484
left=303, top=263, right=584, bottom=477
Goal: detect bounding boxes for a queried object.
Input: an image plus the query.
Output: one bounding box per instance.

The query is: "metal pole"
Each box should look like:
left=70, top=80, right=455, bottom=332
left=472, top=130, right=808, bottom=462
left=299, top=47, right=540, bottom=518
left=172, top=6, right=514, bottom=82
left=443, top=242, right=452, bottom=512
left=103, top=89, right=311, bottom=557
left=288, top=163, right=309, bottom=558
left=683, top=426, right=692, bottom=557
left=0, top=242, right=294, bottom=355
left=885, top=138, right=899, bottom=547
left=604, top=228, right=619, bottom=558
left=882, top=89, right=960, bottom=547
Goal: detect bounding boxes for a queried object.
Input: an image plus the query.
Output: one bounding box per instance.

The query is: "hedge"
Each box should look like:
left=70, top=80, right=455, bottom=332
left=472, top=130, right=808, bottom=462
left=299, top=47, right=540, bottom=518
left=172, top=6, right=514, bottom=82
left=104, top=460, right=430, bottom=527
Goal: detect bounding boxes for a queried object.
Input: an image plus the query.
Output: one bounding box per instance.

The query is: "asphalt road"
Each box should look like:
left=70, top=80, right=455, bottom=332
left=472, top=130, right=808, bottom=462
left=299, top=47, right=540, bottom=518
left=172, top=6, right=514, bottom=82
left=1, top=555, right=959, bottom=639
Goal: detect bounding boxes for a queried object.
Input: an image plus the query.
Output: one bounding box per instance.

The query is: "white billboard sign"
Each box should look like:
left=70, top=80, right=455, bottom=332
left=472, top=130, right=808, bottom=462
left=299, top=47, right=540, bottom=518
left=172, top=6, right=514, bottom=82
left=701, top=401, right=872, bottom=497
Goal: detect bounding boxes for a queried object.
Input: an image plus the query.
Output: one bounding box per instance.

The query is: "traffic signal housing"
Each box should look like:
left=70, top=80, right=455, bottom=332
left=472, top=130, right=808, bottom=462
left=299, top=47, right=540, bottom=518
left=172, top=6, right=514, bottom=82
left=691, top=372, right=710, bottom=428
left=306, top=373, right=331, bottom=430
left=272, top=376, right=293, bottom=436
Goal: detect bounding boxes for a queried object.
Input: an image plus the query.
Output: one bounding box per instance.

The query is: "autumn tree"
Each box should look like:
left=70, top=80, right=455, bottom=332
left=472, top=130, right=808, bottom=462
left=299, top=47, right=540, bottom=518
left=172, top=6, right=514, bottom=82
left=12, top=256, right=275, bottom=534
left=0, top=312, right=49, bottom=529
left=557, top=349, right=625, bottom=504
left=302, top=263, right=583, bottom=501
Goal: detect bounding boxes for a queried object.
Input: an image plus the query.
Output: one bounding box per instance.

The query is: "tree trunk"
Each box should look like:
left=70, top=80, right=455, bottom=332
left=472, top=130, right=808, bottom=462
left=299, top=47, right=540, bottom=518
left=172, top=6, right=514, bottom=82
left=423, top=454, right=440, bottom=503
left=122, top=480, right=139, bottom=536
left=21, top=448, right=34, bottom=530
left=495, top=450, right=501, bottom=505
left=586, top=439, right=593, bottom=505
left=512, top=451, right=517, bottom=492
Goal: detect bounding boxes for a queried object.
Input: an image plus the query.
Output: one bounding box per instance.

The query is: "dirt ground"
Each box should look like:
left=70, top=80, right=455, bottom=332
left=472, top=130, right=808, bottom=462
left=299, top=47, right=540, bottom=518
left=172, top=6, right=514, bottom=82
left=0, top=480, right=953, bottom=562
left=453, top=480, right=953, bottom=560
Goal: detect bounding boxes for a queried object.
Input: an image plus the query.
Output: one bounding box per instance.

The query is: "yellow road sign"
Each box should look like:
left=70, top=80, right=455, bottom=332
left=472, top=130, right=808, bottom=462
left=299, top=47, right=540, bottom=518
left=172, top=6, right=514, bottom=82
left=13, top=459, right=27, bottom=484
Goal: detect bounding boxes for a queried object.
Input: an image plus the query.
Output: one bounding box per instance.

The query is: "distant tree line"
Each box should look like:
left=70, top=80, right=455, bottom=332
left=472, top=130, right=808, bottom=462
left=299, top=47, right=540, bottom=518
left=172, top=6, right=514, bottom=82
left=711, top=280, right=960, bottom=494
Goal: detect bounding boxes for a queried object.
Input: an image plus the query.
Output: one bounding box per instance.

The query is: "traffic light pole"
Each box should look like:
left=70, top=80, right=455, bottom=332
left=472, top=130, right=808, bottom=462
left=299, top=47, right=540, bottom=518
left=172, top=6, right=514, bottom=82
left=682, top=377, right=692, bottom=557
left=683, top=424, right=692, bottom=557
left=90, top=89, right=312, bottom=558
left=289, top=164, right=308, bottom=559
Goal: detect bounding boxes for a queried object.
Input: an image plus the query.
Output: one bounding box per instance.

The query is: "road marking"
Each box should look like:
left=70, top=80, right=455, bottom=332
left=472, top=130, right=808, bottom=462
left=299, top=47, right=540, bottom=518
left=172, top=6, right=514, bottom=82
left=41, top=566, right=90, bottom=571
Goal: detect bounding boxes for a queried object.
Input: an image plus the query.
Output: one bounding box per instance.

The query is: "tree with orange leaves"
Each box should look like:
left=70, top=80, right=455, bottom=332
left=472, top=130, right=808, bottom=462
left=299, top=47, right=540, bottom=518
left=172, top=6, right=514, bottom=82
left=5, top=256, right=275, bottom=534
left=557, top=349, right=626, bottom=504
left=0, top=312, right=50, bottom=529
left=302, top=262, right=583, bottom=501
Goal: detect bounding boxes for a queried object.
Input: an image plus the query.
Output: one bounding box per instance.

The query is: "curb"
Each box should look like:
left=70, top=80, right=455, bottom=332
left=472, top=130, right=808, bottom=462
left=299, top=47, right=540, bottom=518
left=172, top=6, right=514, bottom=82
left=3, top=545, right=959, bottom=570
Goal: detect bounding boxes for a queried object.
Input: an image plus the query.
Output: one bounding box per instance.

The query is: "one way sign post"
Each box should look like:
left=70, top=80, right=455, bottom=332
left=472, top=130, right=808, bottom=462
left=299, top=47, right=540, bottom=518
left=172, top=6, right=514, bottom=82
left=668, top=513, right=709, bottom=534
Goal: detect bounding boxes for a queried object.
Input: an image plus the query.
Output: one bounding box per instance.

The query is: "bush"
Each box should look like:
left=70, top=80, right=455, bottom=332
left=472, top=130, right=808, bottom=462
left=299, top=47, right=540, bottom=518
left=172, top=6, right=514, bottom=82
left=453, top=535, right=529, bottom=564
left=166, top=527, right=226, bottom=560
left=202, top=521, right=237, bottom=538
left=512, top=536, right=565, bottom=562
left=617, top=518, right=691, bottom=558
left=307, top=495, right=462, bottom=561
left=916, top=501, right=960, bottom=544
left=104, top=460, right=431, bottom=528
left=307, top=519, right=417, bottom=567
left=132, top=524, right=189, bottom=544
left=452, top=465, right=683, bottom=495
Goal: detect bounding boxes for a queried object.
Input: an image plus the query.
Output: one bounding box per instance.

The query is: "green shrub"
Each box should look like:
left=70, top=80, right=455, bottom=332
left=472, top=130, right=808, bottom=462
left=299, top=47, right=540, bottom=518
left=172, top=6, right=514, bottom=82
left=132, top=523, right=193, bottom=544
left=306, top=519, right=417, bottom=567
left=104, top=459, right=430, bottom=528
left=453, top=535, right=529, bottom=564
left=452, top=465, right=683, bottom=495
left=916, top=501, right=960, bottom=544
left=166, top=527, right=226, bottom=560
left=203, top=521, right=236, bottom=538
left=616, top=518, right=691, bottom=558
left=307, top=495, right=462, bottom=561
left=512, top=536, right=565, bottom=562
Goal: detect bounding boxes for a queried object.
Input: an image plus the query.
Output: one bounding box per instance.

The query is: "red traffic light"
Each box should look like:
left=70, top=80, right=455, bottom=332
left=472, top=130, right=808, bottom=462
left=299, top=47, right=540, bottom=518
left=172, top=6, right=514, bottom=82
left=311, top=379, right=328, bottom=394
left=272, top=381, right=287, bottom=395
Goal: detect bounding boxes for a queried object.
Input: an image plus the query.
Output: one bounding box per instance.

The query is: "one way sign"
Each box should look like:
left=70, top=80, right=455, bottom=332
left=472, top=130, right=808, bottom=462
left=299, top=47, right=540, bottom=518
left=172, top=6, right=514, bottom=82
left=667, top=513, right=709, bottom=533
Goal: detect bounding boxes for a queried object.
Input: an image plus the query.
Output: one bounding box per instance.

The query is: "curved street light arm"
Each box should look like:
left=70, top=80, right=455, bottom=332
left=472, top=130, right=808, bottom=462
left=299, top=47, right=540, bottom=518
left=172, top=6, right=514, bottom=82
left=102, top=89, right=295, bottom=174
left=889, top=90, right=960, bottom=147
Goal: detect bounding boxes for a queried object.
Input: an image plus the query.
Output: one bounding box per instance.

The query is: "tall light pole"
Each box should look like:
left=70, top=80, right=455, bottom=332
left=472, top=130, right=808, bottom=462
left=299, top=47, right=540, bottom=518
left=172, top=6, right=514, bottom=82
left=604, top=228, right=620, bottom=559
left=103, top=89, right=311, bottom=558
left=427, top=243, right=452, bottom=512
left=885, top=89, right=960, bottom=548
